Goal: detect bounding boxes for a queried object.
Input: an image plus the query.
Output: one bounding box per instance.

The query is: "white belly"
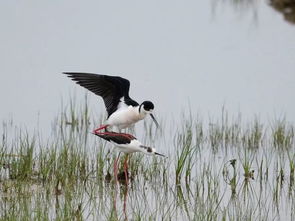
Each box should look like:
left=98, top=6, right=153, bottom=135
left=106, top=106, right=144, bottom=129
left=112, top=140, right=142, bottom=153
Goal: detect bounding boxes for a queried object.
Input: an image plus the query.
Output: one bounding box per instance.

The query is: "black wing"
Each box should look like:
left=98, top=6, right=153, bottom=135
left=95, top=132, right=136, bottom=144
left=64, top=72, right=139, bottom=117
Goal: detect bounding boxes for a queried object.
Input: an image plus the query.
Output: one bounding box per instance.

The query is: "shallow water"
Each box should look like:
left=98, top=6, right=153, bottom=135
left=1, top=1, right=295, bottom=220
left=1, top=105, right=295, bottom=220
left=0, top=0, right=295, bottom=133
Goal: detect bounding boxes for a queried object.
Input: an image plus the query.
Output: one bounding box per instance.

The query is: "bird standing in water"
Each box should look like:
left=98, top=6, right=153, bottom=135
left=94, top=131, right=165, bottom=184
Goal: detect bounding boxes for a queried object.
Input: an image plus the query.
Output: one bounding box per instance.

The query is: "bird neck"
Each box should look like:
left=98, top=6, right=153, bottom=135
left=136, top=106, right=148, bottom=119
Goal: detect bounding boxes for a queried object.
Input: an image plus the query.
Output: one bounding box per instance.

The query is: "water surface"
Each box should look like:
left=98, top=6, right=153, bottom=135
left=1, top=1, right=295, bottom=220
left=0, top=0, right=294, bottom=133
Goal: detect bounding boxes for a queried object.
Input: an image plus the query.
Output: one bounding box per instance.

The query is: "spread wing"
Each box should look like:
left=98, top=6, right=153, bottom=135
left=64, top=72, right=139, bottom=117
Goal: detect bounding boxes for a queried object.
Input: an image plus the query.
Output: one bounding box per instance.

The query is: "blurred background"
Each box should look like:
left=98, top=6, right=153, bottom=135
left=1, top=0, right=294, bottom=133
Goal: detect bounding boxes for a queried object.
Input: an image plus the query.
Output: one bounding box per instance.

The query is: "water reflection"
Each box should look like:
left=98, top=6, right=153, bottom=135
left=270, top=0, right=295, bottom=24
left=1, top=0, right=295, bottom=219
left=220, top=0, right=295, bottom=24
left=212, top=0, right=259, bottom=22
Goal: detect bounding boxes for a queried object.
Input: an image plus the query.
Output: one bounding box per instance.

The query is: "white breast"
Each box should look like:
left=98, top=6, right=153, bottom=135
left=113, top=139, right=143, bottom=153
left=107, top=106, right=144, bottom=129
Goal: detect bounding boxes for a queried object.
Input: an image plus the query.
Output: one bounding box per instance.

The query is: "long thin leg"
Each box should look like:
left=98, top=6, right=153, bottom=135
left=114, top=152, right=121, bottom=185
left=93, top=124, right=109, bottom=134
left=123, top=183, right=129, bottom=220
left=123, top=154, right=129, bottom=185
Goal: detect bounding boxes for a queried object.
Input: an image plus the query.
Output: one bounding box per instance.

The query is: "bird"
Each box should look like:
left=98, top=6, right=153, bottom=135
left=63, top=72, right=159, bottom=133
left=94, top=130, right=165, bottom=184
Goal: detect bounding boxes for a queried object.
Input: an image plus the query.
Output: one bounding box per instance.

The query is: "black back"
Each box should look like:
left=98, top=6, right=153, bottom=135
left=64, top=72, right=139, bottom=117
left=95, top=132, right=136, bottom=144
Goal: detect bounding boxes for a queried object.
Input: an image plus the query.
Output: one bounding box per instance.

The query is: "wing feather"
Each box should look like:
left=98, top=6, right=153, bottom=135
left=64, top=72, right=138, bottom=116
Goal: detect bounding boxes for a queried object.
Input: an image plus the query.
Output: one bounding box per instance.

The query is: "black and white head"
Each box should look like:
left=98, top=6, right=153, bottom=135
left=140, top=145, right=166, bottom=157
left=139, top=101, right=159, bottom=127
left=139, top=101, right=154, bottom=113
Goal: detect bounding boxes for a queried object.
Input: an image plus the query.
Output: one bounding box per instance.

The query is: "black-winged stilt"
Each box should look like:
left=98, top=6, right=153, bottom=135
left=63, top=73, right=159, bottom=133
left=94, top=131, right=165, bottom=184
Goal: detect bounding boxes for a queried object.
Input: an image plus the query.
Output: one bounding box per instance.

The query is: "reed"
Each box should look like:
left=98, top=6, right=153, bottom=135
left=0, top=98, right=294, bottom=220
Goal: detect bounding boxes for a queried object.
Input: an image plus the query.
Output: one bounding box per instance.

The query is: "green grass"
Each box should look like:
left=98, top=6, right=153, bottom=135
left=0, top=99, right=295, bottom=220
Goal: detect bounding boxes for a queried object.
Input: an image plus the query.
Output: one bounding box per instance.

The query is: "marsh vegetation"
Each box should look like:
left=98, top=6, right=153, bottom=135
left=0, top=99, right=295, bottom=220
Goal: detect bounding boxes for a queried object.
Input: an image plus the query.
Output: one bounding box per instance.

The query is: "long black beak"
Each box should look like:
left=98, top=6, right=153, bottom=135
left=155, top=152, right=166, bottom=157
left=150, top=114, right=159, bottom=128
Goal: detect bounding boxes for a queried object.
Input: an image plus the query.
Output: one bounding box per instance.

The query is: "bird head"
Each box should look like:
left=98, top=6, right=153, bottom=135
left=139, top=101, right=154, bottom=113
left=140, top=145, right=166, bottom=157
left=139, top=101, right=159, bottom=127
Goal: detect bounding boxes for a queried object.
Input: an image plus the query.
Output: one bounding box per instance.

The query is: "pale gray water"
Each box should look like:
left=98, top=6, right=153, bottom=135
left=0, top=1, right=294, bottom=130
left=0, top=2, right=295, bottom=220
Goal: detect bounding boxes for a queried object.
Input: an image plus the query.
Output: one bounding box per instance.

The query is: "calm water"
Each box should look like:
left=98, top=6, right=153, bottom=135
left=1, top=1, right=295, bottom=220
left=0, top=0, right=295, bottom=133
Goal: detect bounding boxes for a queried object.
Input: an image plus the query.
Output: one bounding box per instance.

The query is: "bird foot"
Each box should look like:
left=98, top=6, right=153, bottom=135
left=93, top=124, right=109, bottom=134
left=118, top=171, right=129, bottom=181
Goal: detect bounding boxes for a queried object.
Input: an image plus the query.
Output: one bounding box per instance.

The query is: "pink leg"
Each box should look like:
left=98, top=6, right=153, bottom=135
left=123, top=154, right=129, bottom=185
left=93, top=124, right=109, bottom=134
left=123, top=184, right=129, bottom=220
left=113, top=153, right=121, bottom=185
